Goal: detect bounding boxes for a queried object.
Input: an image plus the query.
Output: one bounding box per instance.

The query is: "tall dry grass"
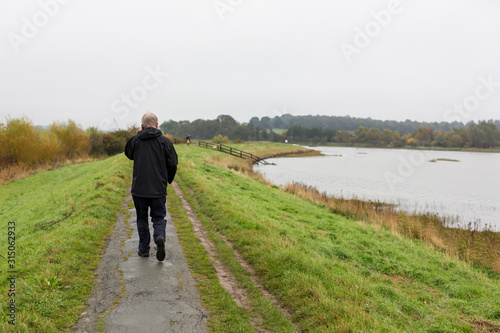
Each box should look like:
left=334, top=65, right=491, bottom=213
left=283, top=182, right=500, bottom=274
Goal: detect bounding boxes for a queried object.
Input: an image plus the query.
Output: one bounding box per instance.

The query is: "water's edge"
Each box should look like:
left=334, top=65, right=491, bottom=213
left=255, top=146, right=500, bottom=232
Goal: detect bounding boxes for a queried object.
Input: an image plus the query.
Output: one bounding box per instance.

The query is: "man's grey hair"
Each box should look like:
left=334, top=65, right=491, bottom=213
left=142, top=113, right=158, bottom=128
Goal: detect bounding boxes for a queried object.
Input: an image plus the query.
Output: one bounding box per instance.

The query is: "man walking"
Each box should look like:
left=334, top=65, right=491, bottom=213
left=125, top=113, right=178, bottom=261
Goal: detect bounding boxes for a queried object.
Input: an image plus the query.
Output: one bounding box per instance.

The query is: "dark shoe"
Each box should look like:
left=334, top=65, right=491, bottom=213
left=156, top=237, right=165, bottom=261
left=138, top=251, right=149, bottom=257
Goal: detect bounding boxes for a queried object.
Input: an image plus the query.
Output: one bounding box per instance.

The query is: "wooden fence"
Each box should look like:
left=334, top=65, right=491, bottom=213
left=198, top=141, right=275, bottom=165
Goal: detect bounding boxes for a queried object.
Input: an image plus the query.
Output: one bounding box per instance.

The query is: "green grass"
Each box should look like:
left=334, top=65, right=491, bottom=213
left=271, top=129, right=287, bottom=134
left=217, top=141, right=322, bottom=159
left=169, top=143, right=500, bottom=332
left=0, top=155, right=132, bottom=332
left=1, top=142, right=498, bottom=332
left=167, top=186, right=257, bottom=332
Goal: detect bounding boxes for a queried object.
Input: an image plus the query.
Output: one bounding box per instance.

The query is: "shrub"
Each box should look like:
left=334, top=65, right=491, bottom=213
left=49, top=120, right=91, bottom=158
left=164, top=133, right=176, bottom=141
left=38, top=130, right=65, bottom=163
left=0, top=117, right=61, bottom=166
left=162, top=134, right=183, bottom=144
left=212, top=134, right=229, bottom=144
left=88, top=127, right=105, bottom=156
left=103, top=130, right=132, bottom=156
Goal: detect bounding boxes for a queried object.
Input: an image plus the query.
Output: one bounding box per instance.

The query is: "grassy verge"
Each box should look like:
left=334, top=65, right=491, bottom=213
left=167, top=185, right=257, bottom=332
left=0, top=154, right=132, bottom=332
left=170, top=143, right=500, bottom=332
left=0, top=156, right=100, bottom=185
left=172, top=180, right=297, bottom=332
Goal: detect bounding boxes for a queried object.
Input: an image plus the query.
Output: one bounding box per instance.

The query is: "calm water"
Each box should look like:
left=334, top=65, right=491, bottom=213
left=254, top=147, right=500, bottom=231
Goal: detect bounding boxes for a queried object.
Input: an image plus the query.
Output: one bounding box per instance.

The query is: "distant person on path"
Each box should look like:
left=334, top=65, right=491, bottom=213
left=125, top=113, right=178, bottom=261
left=186, top=134, right=191, bottom=145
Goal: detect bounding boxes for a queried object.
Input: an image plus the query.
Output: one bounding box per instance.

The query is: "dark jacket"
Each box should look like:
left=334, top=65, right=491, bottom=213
left=124, top=127, right=178, bottom=198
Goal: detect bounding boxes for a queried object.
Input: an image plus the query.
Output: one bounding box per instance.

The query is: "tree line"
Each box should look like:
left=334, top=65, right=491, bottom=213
left=287, top=122, right=499, bottom=148
left=160, top=115, right=283, bottom=142
left=248, top=114, right=500, bottom=134
left=161, top=114, right=499, bottom=148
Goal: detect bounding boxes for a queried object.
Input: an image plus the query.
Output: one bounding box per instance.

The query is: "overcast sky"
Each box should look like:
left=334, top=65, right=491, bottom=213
left=1, top=0, right=500, bottom=130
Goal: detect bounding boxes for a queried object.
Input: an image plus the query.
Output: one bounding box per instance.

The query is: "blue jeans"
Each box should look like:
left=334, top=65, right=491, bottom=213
left=132, top=195, right=167, bottom=253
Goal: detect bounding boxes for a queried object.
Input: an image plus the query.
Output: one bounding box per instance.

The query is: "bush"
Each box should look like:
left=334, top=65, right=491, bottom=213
left=212, top=134, right=229, bottom=144
left=0, top=117, right=65, bottom=166
left=88, top=127, right=105, bottom=156
left=0, top=118, right=94, bottom=167
left=163, top=133, right=178, bottom=143
left=49, top=120, right=91, bottom=158
left=102, top=130, right=131, bottom=156
left=38, top=130, right=65, bottom=163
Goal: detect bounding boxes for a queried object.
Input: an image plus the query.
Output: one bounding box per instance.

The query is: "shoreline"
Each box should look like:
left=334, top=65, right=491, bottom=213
left=289, top=142, right=500, bottom=153
left=255, top=146, right=499, bottom=232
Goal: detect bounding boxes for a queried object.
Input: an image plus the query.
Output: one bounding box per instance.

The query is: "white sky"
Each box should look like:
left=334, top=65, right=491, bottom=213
left=1, top=0, right=499, bottom=130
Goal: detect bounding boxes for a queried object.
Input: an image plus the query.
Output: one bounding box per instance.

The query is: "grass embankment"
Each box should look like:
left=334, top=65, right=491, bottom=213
left=0, top=155, right=132, bottom=332
left=283, top=183, right=500, bottom=275
left=170, top=142, right=500, bottom=332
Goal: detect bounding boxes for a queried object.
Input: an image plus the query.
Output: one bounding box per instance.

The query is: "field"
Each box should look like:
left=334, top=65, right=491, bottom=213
left=0, top=142, right=499, bottom=332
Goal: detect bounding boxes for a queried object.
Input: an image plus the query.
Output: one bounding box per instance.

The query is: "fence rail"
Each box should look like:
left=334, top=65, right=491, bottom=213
left=198, top=141, right=275, bottom=165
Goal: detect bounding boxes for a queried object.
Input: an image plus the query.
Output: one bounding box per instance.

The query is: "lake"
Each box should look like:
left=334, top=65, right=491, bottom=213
left=254, top=146, right=500, bottom=232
